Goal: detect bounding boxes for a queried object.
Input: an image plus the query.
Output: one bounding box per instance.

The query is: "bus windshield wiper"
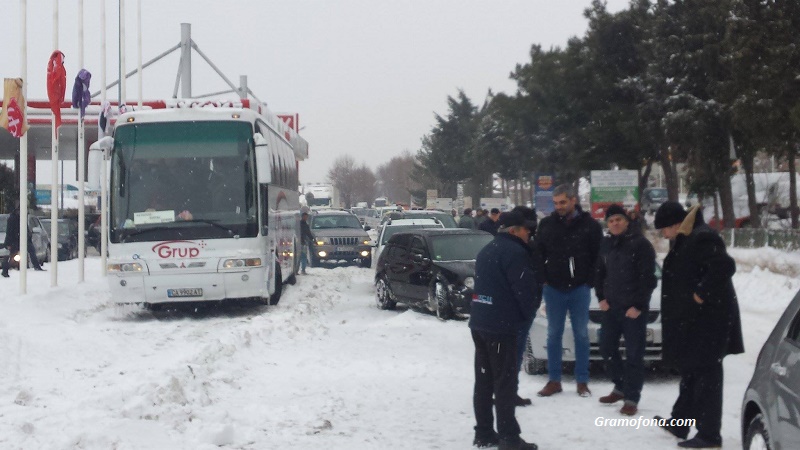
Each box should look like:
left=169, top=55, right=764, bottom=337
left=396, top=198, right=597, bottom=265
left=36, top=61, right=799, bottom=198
left=120, top=226, right=175, bottom=242
left=180, top=219, right=238, bottom=236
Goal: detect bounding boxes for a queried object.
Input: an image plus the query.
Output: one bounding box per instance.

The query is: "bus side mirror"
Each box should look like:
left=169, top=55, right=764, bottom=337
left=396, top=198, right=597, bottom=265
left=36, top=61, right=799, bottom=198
left=254, top=133, right=272, bottom=184
left=87, top=137, right=114, bottom=190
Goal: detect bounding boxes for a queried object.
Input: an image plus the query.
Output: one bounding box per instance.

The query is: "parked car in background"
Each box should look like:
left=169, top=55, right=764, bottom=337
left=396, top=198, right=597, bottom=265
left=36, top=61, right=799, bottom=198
left=374, top=218, right=444, bottom=262
left=362, top=208, right=382, bottom=230
left=741, top=288, right=800, bottom=450
left=523, top=263, right=663, bottom=374
left=379, top=209, right=458, bottom=229
left=310, top=210, right=373, bottom=268
left=374, top=228, right=493, bottom=320
left=642, top=187, right=669, bottom=213
left=0, top=213, right=51, bottom=265
left=41, top=218, right=79, bottom=261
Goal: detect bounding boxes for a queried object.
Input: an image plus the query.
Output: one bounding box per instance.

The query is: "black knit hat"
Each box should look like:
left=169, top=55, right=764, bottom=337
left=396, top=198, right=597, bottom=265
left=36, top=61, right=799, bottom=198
left=497, top=211, right=526, bottom=229
left=604, top=204, right=627, bottom=221
left=654, top=201, right=687, bottom=229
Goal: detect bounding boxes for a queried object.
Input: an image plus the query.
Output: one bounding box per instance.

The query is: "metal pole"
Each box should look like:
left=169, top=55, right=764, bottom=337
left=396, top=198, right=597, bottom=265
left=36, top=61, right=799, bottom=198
left=137, top=0, right=142, bottom=107
left=120, top=0, right=126, bottom=105
left=50, top=0, right=59, bottom=287
left=100, top=148, right=108, bottom=276
left=19, top=0, right=28, bottom=294
left=77, top=0, right=85, bottom=280
left=101, top=0, right=106, bottom=106
left=180, top=23, right=192, bottom=98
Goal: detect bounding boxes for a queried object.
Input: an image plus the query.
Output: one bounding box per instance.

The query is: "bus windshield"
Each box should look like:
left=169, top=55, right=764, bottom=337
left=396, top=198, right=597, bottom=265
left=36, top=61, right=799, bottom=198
left=110, top=121, right=258, bottom=243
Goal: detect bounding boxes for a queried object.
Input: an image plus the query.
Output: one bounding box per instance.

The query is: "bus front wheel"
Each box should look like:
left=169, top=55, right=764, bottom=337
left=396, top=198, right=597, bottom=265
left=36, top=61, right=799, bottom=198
left=269, top=265, right=283, bottom=306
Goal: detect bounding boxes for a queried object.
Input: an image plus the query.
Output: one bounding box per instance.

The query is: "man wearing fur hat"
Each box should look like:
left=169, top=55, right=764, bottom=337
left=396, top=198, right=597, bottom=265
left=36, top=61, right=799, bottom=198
left=594, top=204, right=657, bottom=416
left=653, top=201, right=744, bottom=449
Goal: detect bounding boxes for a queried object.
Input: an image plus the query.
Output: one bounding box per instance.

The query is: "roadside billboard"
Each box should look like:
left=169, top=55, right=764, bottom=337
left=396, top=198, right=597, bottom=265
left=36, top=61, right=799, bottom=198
left=590, top=170, right=638, bottom=220
left=534, top=174, right=555, bottom=215
left=479, top=197, right=510, bottom=212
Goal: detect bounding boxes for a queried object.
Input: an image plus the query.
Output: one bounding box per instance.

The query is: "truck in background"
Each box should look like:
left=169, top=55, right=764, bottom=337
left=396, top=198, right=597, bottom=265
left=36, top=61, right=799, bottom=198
left=303, top=183, right=340, bottom=209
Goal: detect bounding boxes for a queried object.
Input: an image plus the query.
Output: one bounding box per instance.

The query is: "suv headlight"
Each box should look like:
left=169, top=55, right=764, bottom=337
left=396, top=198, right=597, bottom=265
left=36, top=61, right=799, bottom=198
left=108, top=262, right=144, bottom=273
left=315, top=238, right=328, bottom=246
left=463, top=277, right=475, bottom=289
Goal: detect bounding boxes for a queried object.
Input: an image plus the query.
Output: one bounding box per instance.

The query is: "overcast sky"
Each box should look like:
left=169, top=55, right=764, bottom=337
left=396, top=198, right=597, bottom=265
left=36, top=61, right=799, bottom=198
left=4, top=0, right=630, bottom=185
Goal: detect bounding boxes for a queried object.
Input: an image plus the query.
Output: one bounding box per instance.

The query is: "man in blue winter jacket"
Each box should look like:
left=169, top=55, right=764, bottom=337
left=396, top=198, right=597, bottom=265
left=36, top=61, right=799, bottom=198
left=469, top=211, right=540, bottom=450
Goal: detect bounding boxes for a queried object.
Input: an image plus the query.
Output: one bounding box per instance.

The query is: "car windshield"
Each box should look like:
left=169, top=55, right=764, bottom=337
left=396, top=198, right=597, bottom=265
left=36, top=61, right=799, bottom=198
left=649, top=188, right=668, bottom=199
left=430, top=234, right=493, bottom=261
left=381, top=224, right=438, bottom=245
left=311, top=214, right=363, bottom=229
left=41, top=220, right=71, bottom=235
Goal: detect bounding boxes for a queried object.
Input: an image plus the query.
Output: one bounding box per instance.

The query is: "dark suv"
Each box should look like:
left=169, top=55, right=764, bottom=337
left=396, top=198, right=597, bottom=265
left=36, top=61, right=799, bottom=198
left=309, top=210, right=372, bottom=268
left=741, top=288, right=800, bottom=449
left=374, top=228, right=492, bottom=320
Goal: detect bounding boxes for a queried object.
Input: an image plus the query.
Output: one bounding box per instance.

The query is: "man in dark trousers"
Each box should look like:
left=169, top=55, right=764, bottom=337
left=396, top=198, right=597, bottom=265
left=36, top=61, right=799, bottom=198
left=534, top=184, right=603, bottom=398
left=653, top=202, right=744, bottom=449
left=299, top=212, right=315, bottom=274
left=595, top=204, right=657, bottom=416
left=470, top=211, right=540, bottom=450
left=2, top=204, right=45, bottom=277
left=478, top=208, right=501, bottom=235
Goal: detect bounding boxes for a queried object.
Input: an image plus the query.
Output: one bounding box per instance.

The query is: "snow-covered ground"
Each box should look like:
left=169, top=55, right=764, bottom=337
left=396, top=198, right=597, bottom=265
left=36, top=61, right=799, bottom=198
left=0, top=250, right=797, bottom=449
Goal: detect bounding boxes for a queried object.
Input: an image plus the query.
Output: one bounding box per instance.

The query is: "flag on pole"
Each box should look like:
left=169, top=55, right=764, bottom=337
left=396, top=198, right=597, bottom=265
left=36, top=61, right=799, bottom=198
left=47, top=50, right=67, bottom=129
left=71, top=69, right=92, bottom=118
left=0, top=78, right=29, bottom=138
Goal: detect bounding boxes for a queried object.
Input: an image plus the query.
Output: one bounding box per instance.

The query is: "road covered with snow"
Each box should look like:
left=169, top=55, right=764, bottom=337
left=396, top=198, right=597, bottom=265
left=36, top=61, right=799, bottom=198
left=0, top=248, right=798, bottom=449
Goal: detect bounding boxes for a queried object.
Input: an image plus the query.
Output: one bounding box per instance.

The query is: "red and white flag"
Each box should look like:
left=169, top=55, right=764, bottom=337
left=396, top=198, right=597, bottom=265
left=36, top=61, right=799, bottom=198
left=0, top=78, right=28, bottom=138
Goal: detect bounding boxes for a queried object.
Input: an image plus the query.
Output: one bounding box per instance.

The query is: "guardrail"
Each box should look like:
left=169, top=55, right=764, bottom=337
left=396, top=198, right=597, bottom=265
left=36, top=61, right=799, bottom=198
left=644, top=228, right=800, bottom=252
left=720, top=229, right=800, bottom=251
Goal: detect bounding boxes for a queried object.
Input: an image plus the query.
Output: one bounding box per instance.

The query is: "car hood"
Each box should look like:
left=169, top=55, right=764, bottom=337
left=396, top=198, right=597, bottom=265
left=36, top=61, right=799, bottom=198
left=432, top=260, right=475, bottom=278
left=313, top=228, right=369, bottom=238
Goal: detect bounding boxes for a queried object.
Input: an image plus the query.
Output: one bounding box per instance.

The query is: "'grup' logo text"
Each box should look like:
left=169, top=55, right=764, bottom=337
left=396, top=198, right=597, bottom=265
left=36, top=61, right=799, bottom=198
left=152, top=240, right=205, bottom=259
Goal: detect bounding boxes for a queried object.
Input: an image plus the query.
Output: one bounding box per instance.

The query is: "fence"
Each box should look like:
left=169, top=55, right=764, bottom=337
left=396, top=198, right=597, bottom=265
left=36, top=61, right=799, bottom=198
left=645, top=229, right=800, bottom=252
left=721, top=228, right=800, bottom=251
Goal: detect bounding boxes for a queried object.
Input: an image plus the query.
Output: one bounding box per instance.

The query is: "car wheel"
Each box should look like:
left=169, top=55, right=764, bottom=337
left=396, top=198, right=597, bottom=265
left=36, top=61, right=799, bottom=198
left=360, top=257, right=372, bottom=269
left=744, top=413, right=771, bottom=450
left=375, top=276, right=396, bottom=310
left=268, top=265, right=283, bottom=306
left=429, top=280, right=452, bottom=320
left=523, top=336, right=547, bottom=375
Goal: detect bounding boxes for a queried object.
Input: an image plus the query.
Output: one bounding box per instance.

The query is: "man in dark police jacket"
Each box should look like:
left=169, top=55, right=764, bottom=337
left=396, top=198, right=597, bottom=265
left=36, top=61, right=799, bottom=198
left=469, top=211, right=540, bottom=450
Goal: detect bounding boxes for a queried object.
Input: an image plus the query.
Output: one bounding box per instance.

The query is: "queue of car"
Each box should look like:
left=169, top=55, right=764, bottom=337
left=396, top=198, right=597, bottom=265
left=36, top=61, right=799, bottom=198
left=0, top=213, right=52, bottom=265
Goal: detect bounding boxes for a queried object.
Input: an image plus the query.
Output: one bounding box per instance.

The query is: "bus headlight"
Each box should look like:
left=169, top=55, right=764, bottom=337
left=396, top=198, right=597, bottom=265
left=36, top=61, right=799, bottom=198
left=108, top=262, right=144, bottom=272
left=464, top=277, right=475, bottom=289
left=222, top=258, right=262, bottom=269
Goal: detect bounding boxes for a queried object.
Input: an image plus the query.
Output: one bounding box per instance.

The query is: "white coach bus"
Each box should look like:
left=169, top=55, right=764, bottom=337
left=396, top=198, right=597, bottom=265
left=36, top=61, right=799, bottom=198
left=95, top=101, right=308, bottom=308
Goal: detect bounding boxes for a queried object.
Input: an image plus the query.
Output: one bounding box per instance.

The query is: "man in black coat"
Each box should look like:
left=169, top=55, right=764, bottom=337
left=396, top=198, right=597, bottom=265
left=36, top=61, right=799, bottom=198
left=299, top=212, right=315, bottom=274
left=479, top=208, right=501, bottom=235
left=534, top=184, right=603, bottom=398
left=594, top=204, right=657, bottom=416
left=2, top=205, right=44, bottom=277
left=653, top=201, right=744, bottom=449
left=469, top=211, right=540, bottom=450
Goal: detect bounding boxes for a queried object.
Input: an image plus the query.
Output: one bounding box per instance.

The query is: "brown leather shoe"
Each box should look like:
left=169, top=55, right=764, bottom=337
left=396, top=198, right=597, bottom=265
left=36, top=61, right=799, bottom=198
left=577, top=383, right=591, bottom=397
left=620, top=401, right=638, bottom=416
left=599, top=390, right=625, bottom=404
left=536, top=381, right=562, bottom=397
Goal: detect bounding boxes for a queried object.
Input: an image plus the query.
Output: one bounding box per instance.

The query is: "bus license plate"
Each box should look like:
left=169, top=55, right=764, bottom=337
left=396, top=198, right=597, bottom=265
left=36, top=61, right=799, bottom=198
left=167, top=288, right=203, bottom=298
